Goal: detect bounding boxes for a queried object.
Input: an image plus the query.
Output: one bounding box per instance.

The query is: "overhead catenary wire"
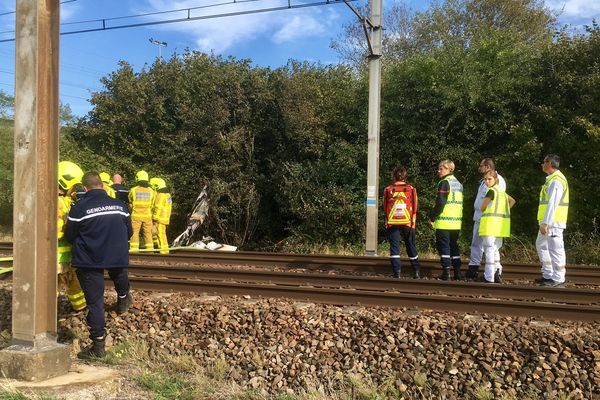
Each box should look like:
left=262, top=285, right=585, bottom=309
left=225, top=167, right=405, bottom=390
left=0, top=0, right=78, bottom=17
left=0, top=0, right=354, bottom=42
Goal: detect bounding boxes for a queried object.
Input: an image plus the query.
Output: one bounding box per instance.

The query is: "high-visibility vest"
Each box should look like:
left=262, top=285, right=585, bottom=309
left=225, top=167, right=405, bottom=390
left=129, top=186, right=156, bottom=220
left=537, top=170, right=569, bottom=224
left=433, top=175, right=463, bottom=230
left=103, top=182, right=116, bottom=198
left=478, top=186, right=510, bottom=237
left=383, top=182, right=417, bottom=227
left=153, top=192, right=173, bottom=225
left=57, top=196, right=72, bottom=263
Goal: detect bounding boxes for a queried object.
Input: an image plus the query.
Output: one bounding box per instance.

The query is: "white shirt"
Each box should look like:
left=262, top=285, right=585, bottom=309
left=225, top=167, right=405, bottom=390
left=473, top=173, right=506, bottom=221
left=541, top=175, right=566, bottom=229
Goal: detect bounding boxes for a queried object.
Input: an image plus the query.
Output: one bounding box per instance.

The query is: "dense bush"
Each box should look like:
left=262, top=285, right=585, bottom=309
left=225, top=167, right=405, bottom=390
left=1, top=2, right=599, bottom=266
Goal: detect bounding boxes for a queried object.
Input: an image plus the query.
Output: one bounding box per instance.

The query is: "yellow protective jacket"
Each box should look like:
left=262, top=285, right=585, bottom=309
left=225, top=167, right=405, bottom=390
left=58, top=195, right=72, bottom=263
left=537, top=170, right=569, bottom=224
left=153, top=192, right=173, bottom=225
left=478, top=186, right=510, bottom=238
left=103, top=182, right=116, bottom=198
left=433, top=175, right=463, bottom=230
left=129, top=185, right=156, bottom=220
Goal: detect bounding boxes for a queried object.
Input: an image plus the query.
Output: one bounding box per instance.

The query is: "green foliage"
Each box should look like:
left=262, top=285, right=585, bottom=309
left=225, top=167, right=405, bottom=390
left=0, top=119, right=13, bottom=226
left=1, top=1, right=600, bottom=258
left=0, top=90, right=13, bottom=118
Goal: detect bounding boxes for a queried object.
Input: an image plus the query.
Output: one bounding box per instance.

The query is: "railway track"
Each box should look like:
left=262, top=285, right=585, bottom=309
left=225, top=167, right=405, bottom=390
left=2, top=241, right=600, bottom=284
left=3, top=241, right=600, bottom=321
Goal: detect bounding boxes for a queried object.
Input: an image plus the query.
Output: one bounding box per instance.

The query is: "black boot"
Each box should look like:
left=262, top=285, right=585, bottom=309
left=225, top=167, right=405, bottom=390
left=494, top=270, right=503, bottom=284
left=117, top=292, right=133, bottom=314
left=453, top=265, right=463, bottom=281
left=465, top=265, right=479, bottom=280
left=438, top=268, right=450, bottom=281
left=412, top=267, right=420, bottom=279
left=78, top=337, right=106, bottom=360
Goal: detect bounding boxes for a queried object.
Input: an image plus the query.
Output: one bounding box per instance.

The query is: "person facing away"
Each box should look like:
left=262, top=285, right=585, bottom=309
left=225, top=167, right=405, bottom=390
left=65, top=171, right=133, bottom=359
left=111, top=173, right=130, bottom=204
left=535, top=154, right=569, bottom=288
left=57, top=161, right=87, bottom=312
left=478, top=170, right=515, bottom=283
left=382, top=166, right=420, bottom=279
left=467, top=158, right=507, bottom=280
left=99, top=171, right=116, bottom=198
left=128, top=170, right=156, bottom=252
left=150, top=177, right=173, bottom=255
left=429, top=159, right=463, bottom=280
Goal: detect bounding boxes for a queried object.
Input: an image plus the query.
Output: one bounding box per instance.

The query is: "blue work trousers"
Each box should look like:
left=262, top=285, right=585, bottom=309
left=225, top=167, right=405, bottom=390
left=435, top=229, right=461, bottom=269
left=387, top=226, right=420, bottom=275
left=76, top=267, right=129, bottom=339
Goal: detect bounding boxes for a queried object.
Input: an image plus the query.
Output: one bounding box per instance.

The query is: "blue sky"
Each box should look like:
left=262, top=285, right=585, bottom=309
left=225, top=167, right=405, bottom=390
left=0, top=0, right=599, bottom=117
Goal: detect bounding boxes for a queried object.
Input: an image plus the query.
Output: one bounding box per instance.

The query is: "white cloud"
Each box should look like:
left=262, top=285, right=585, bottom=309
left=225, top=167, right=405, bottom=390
left=546, top=0, right=600, bottom=19
left=141, top=0, right=341, bottom=53
left=273, top=14, right=324, bottom=43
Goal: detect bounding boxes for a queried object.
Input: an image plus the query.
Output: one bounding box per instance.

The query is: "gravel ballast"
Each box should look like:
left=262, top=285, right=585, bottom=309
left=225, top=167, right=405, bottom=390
left=1, top=284, right=599, bottom=399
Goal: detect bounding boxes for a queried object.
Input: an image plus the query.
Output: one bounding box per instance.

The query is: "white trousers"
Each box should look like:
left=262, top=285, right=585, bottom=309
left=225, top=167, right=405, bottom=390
left=482, top=236, right=503, bottom=282
left=469, top=221, right=483, bottom=265
left=536, top=228, right=566, bottom=283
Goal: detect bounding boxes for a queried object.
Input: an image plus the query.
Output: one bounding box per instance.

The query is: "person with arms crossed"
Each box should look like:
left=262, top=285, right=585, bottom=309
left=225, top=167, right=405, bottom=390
left=536, top=154, right=569, bottom=287
left=429, top=160, right=463, bottom=280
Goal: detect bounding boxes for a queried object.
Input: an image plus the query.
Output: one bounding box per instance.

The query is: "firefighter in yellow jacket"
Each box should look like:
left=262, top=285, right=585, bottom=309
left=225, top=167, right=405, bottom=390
left=150, top=177, right=172, bottom=254
left=58, top=161, right=87, bottom=311
left=128, top=170, right=156, bottom=252
left=99, top=171, right=116, bottom=198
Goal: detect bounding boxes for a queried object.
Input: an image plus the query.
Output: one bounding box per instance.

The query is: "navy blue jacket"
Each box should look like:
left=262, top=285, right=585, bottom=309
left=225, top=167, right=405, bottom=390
left=65, top=189, right=133, bottom=269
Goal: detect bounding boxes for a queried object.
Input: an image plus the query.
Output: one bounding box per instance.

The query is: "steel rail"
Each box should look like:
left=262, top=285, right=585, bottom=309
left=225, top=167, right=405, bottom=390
left=128, top=252, right=600, bottom=285
left=1, top=241, right=599, bottom=283
left=122, top=275, right=600, bottom=321
left=127, top=264, right=600, bottom=304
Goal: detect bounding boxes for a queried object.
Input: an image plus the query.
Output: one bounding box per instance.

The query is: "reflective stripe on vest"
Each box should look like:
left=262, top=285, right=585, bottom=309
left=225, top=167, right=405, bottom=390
left=537, top=170, right=569, bottom=223
left=478, top=186, right=510, bottom=238
left=433, top=175, right=463, bottom=230
left=385, top=184, right=415, bottom=226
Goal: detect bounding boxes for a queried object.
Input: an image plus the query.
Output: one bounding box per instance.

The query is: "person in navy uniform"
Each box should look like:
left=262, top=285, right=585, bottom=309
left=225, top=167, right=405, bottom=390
left=65, top=171, right=133, bottom=359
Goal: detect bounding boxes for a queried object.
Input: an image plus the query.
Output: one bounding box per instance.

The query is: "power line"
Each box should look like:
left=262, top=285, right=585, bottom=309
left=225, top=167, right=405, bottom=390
left=0, top=0, right=78, bottom=17
left=0, top=0, right=352, bottom=42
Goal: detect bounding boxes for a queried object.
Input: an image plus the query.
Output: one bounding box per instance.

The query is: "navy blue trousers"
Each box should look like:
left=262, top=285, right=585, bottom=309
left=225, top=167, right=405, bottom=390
left=387, top=226, right=420, bottom=275
left=76, top=267, right=129, bottom=339
left=435, top=229, right=461, bottom=269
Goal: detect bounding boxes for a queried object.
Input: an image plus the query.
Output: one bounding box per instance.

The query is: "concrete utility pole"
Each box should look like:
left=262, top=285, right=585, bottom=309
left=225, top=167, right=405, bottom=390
left=149, top=37, right=167, bottom=59
left=364, top=0, right=383, bottom=256
left=0, top=0, right=71, bottom=380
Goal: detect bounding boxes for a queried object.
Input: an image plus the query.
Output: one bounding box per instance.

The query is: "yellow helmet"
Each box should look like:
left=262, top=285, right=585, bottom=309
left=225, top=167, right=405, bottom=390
left=58, top=161, right=84, bottom=191
left=99, top=172, right=111, bottom=184
left=150, top=177, right=166, bottom=191
left=135, top=170, right=149, bottom=182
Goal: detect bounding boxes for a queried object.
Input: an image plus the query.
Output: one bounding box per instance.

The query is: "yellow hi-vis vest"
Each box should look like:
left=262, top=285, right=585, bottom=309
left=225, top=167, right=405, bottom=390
left=537, top=170, right=569, bottom=224
left=153, top=192, right=173, bottom=225
left=478, top=186, right=510, bottom=237
left=103, top=182, right=116, bottom=198
left=129, top=186, right=156, bottom=220
left=58, top=195, right=72, bottom=263
left=433, top=175, right=463, bottom=230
